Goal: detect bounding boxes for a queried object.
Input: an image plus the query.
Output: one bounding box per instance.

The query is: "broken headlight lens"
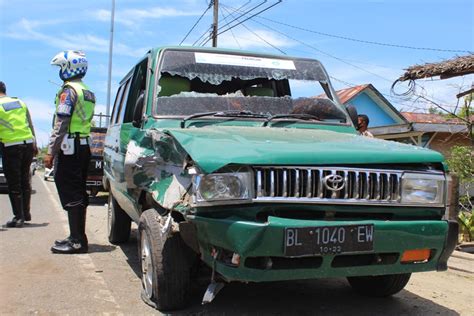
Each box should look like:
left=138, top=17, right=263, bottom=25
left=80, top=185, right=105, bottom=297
left=194, top=172, right=253, bottom=204
left=401, top=173, right=445, bottom=206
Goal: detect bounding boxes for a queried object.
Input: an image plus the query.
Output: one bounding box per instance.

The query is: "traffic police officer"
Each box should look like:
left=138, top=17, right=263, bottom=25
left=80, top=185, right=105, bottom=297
left=44, top=51, right=96, bottom=254
left=0, top=81, right=38, bottom=227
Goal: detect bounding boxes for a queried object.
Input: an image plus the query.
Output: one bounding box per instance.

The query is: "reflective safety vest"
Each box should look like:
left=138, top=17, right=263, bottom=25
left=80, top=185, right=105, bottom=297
left=0, top=96, right=34, bottom=144
left=56, top=81, right=95, bottom=137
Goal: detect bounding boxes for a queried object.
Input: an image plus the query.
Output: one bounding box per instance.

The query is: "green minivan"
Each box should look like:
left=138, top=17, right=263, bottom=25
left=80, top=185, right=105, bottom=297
left=103, top=46, right=458, bottom=310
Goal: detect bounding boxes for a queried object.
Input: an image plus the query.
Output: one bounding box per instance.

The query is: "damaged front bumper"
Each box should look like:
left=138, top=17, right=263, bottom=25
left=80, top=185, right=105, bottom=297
left=186, top=214, right=456, bottom=283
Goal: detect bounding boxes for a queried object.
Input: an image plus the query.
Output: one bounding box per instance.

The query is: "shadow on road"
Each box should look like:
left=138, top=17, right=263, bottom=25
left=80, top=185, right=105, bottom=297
left=118, top=227, right=142, bottom=279
left=179, top=279, right=459, bottom=316
left=89, top=195, right=108, bottom=206
left=88, top=243, right=116, bottom=253
left=1, top=222, right=49, bottom=229
left=117, top=237, right=459, bottom=315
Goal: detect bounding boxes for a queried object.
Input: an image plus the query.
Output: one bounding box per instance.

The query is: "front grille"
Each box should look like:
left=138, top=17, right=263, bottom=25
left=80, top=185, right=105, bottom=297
left=254, top=166, right=403, bottom=205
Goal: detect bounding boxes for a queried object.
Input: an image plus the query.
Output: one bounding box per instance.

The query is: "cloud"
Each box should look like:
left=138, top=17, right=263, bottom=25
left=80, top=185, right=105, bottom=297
left=6, top=18, right=146, bottom=58
left=92, top=7, right=201, bottom=27
left=22, top=97, right=55, bottom=147
left=23, top=97, right=55, bottom=122
left=214, top=28, right=296, bottom=50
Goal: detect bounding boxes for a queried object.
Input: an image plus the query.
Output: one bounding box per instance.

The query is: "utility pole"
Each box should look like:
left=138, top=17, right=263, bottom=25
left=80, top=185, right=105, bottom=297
left=106, top=0, right=115, bottom=127
left=212, top=0, right=219, bottom=47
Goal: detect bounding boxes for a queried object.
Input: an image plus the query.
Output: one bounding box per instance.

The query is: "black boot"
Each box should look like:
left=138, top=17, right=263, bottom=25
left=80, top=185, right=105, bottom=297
left=6, top=194, right=24, bottom=228
left=80, top=208, right=88, bottom=246
left=23, top=189, right=32, bottom=222
left=55, top=208, right=88, bottom=246
left=51, top=208, right=88, bottom=254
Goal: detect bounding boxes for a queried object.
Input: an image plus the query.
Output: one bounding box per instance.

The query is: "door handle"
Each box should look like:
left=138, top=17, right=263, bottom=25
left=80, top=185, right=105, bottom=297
left=114, top=147, right=119, bottom=153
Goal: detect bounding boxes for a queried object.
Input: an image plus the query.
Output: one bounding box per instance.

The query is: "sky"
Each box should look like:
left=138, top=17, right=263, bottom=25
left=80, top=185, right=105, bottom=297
left=1, top=0, right=473, bottom=147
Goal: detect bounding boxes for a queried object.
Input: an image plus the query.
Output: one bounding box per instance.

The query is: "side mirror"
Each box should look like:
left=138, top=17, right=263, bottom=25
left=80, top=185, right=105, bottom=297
left=346, top=105, right=359, bottom=129
left=132, top=92, right=145, bottom=128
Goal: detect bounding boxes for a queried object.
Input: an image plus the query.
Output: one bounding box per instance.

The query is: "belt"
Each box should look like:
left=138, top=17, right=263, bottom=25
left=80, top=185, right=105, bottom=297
left=67, top=135, right=90, bottom=145
left=79, top=138, right=90, bottom=145
left=4, top=138, right=34, bottom=147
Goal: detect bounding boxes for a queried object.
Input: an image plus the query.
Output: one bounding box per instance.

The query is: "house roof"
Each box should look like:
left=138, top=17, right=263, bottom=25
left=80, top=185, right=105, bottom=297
left=401, top=112, right=474, bottom=124
left=370, top=112, right=473, bottom=136
left=333, top=84, right=370, bottom=103
left=398, top=54, right=474, bottom=81
left=332, top=84, right=408, bottom=124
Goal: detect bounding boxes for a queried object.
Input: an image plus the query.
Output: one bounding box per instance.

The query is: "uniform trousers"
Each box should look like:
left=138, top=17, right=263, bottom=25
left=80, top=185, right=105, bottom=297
left=2, top=143, right=34, bottom=219
left=54, top=140, right=90, bottom=211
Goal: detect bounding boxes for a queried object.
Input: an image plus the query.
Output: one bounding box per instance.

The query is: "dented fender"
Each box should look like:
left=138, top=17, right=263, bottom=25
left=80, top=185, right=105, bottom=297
left=124, top=129, right=193, bottom=211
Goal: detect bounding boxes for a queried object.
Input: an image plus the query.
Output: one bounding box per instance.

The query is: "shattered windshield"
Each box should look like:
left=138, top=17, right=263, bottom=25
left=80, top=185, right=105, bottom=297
left=154, top=50, right=348, bottom=124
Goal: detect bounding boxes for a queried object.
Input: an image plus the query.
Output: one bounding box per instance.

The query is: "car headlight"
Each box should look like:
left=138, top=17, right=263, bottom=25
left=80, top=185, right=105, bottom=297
left=193, top=172, right=253, bottom=204
left=401, top=173, right=445, bottom=206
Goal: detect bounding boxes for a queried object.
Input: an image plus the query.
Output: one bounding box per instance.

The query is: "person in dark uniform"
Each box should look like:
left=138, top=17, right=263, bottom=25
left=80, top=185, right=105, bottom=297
left=0, top=81, right=38, bottom=227
left=44, top=51, right=96, bottom=254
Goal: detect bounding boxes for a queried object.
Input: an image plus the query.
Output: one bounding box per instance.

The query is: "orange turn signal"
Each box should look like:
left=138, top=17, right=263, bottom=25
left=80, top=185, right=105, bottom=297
left=401, top=249, right=431, bottom=263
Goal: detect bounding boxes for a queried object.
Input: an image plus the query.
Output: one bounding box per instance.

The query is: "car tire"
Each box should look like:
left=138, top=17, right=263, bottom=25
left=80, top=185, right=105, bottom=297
left=138, top=209, right=194, bottom=311
left=347, top=273, right=411, bottom=297
left=107, top=192, right=131, bottom=244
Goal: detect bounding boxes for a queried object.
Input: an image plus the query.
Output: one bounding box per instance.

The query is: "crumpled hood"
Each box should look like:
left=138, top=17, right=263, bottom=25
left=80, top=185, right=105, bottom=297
left=165, top=126, right=444, bottom=173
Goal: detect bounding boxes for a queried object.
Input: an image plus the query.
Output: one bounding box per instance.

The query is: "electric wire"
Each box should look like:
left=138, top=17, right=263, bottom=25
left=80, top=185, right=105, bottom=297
left=179, top=2, right=213, bottom=45
left=220, top=5, right=242, bottom=49
left=254, top=15, right=472, bottom=54
left=223, top=4, right=470, bottom=107
left=192, top=25, right=213, bottom=46
left=217, top=0, right=263, bottom=32
left=202, top=0, right=282, bottom=46
left=221, top=5, right=286, bottom=54
left=222, top=3, right=392, bottom=83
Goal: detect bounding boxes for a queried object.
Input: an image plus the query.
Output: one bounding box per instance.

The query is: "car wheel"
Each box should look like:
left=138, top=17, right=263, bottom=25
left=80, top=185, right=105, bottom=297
left=107, top=192, right=131, bottom=244
left=347, top=273, right=411, bottom=297
left=138, top=209, right=195, bottom=311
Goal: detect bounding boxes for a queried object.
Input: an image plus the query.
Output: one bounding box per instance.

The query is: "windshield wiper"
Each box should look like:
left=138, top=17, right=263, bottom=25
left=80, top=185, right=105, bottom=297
left=181, top=110, right=269, bottom=128
left=262, top=114, right=321, bottom=127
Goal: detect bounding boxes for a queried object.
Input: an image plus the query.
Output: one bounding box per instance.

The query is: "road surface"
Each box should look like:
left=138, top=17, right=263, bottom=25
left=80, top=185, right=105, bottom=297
left=0, top=173, right=473, bottom=315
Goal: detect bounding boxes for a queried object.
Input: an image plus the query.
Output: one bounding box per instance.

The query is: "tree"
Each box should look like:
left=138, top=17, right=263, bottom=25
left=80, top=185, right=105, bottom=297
left=447, top=145, right=474, bottom=242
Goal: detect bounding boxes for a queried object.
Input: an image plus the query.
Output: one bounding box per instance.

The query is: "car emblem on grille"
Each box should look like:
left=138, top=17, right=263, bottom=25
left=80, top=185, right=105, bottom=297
left=323, top=174, right=345, bottom=191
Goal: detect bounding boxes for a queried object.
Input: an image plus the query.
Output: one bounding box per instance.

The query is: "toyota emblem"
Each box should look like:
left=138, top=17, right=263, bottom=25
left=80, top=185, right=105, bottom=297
left=323, top=174, right=345, bottom=191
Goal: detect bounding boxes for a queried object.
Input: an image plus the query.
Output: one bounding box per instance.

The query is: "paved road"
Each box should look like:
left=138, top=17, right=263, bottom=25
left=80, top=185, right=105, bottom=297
left=1, top=173, right=473, bottom=315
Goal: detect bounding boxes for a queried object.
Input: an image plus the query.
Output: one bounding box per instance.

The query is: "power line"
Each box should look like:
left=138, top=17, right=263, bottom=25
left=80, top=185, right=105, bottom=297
left=254, top=15, right=472, bottom=54
left=192, top=25, right=213, bottom=46
left=219, top=4, right=241, bottom=49
left=202, top=0, right=282, bottom=46
left=221, top=5, right=286, bottom=55
left=179, top=2, right=213, bottom=45
left=222, top=3, right=392, bottom=83
left=217, top=0, right=264, bottom=33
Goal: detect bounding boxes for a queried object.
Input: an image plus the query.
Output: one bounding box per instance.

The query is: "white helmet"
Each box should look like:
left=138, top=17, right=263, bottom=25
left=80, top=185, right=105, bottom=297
left=51, top=50, right=88, bottom=81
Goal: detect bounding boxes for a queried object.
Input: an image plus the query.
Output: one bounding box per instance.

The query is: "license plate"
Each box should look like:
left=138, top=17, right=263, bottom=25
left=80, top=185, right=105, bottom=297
left=284, top=224, right=374, bottom=256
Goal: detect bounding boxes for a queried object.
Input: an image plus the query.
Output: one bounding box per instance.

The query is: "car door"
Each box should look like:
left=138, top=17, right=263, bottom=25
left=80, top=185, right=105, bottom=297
left=104, top=72, right=132, bottom=210
left=105, top=56, right=150, bottom=221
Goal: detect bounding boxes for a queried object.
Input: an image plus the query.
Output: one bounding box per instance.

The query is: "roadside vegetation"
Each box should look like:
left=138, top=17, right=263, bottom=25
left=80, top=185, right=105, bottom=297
left=447, top=145, right=474, bottom=242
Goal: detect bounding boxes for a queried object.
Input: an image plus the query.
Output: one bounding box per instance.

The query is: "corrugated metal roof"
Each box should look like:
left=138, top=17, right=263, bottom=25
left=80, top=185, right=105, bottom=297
left=401, top=112, right=473, bottom=124
left=334, top=84, right=370, bottom=103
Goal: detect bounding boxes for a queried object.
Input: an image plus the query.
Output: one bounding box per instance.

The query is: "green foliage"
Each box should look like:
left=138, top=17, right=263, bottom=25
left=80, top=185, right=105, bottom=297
left=458, top=211, right=474, bottom=241
left=447, top=146, right=474, bottom=182
left=447, top=145, right=474, bottom=242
